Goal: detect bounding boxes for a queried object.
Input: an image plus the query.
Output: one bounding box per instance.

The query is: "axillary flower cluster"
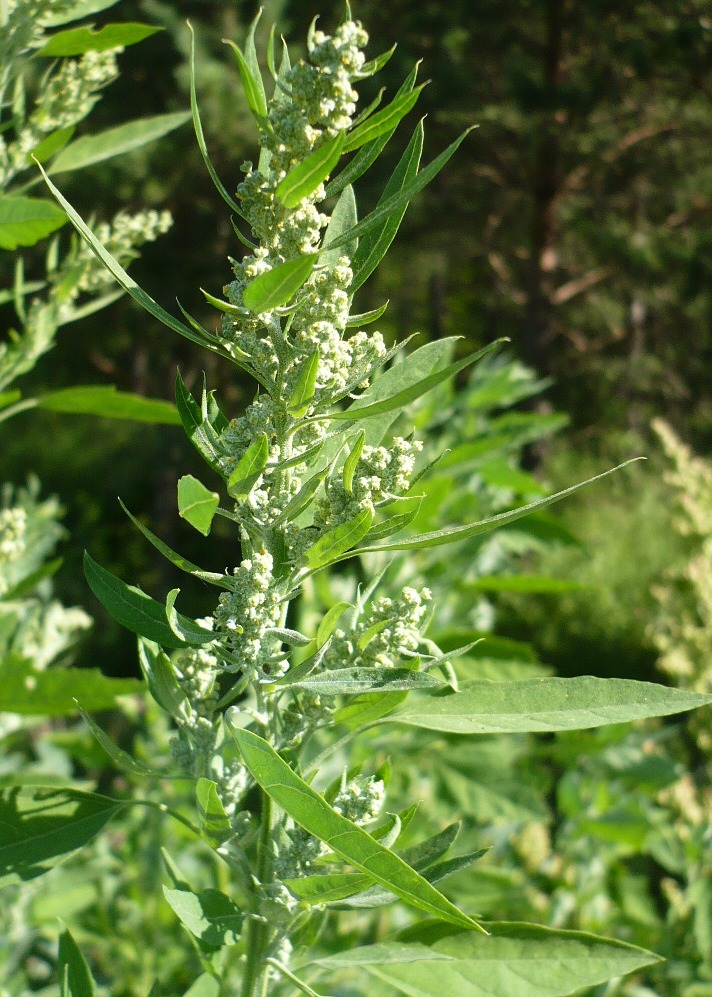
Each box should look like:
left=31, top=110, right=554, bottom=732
left=164, top=18, right=431, bottom=834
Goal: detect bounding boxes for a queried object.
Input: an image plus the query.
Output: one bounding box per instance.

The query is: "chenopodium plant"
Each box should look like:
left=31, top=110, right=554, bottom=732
left=29, top=11, right=712, bottom=996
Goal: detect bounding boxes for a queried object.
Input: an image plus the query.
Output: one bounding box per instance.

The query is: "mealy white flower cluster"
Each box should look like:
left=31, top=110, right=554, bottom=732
left=0, top=507, right=27, bottom=568
left=0, top=47, right=121, bottom=186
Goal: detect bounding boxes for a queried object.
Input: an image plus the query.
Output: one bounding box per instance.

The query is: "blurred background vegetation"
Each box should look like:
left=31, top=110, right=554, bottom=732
left=3, top=0, right=711, bottom=682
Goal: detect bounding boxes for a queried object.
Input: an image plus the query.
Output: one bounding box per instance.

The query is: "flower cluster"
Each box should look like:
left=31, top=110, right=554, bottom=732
left=0, top=507, right=27, bottom=567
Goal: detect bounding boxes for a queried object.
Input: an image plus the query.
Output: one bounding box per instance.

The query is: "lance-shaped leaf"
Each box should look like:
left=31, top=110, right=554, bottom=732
left=279, top=666, right=445, bottom=696
left=224, top=11, right=268, bottom=121
left=138, top=639, right=189, bottom=715
left=58, top=926, right=96, bottom=997
left=306, top=922, right=661, bottom=995
left=306, top=508, right=373, bottom=570
left=316, top=602, right=351, bottom=648
left=243, top=254, right=317, bottom=313
left=0, top=195, right=67, bottom=249
left=347, top=460, right=643, bottom=557
left=330, top=340, right=504, bottom=423
left=228, top=433, right=269, bottom=497
left=119, top=499, right=226, bottom=587
left=326, top=64, right=420, bottom=198
left=78, top=706, right=171, bottom=778
left=0, top=655, right=142, bottom=715
left=228, top=725, right=484, bottom=931
left=163, top=885, right=243, bottom=947
left=177, top=475, right=219, bottom=536
left=367, top=497, right=422, bottom=542
left=357, top=44, right=397, bottom=79
left=49, top=112, right=190, bottom=174
left=385, top=676, right=712, bottom=734
left=277, top=133, right=345, bottom=208
left=324, top=127, right=476, bottom=255
left=38, top=386, right=180, bottom=424
left=345, top=302, right=389, bottom=327
left=321, top=184, right=358, bottom=266
left=0, top=786, right=124, bottom=889
left=351, top=121, right=423, bottom=292
left=196, top=779, right=232, bottom=847
left=166, top=590, right=216, bottom=646
left=39, top=22, right=160, bottom=55
left=288, top=353, right=320, bottom=418
left=343, top=84, right=426, bottom=154
left=342, top=431, right=365, bottom=493
left=175, top=371, right=226, bottom=478
left=84, top=552, right=191, bottom=649
left=277, top=466, right=328, bottom=524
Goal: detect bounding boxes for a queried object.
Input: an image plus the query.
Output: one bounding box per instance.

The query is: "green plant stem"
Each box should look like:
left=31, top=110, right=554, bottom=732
left=0, top=397, right=38, bottom=423
left=241, top=789, right=274, bottom=997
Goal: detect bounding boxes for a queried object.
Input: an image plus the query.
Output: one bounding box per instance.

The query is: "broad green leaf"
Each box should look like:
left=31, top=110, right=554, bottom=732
left=84, top=551, right=190, bottom=649
left=0, top=195, right=67, bottom=249
left=306, top=508, right=373, bottom=570
left=307, top=922, right=660, bottom=995
left=343, top=84, right=426, bottom=153
left=175, top=370, right=226, bottom=477
left=58, top=927, right=96, bottom=997
left=316, top=602, right=351, bottom=649
left=280, top=666, right=444, bottom=696
left=288, top=353, right=320, bottom=418
left=332, top=691, right=408, bottom=729
left=37, top=165, right=224, bottom=356
left=119, top=499, right=226, bottom=586
left=321, top=184, right=358, bottom=266
left=177, top=475, right=219, bottom=536
left=165, top=589, right=216, bottom=646
left=324, top=127, right=476, bottom=254
left=0, top=655, right=142, bottom=715
left=386, top=676, right=712, bottom=734
left=188, top=26, right=244, bottom=216
left=49, top=113, right=190, bottom=173
left=228, top=726, right=483, bottom=931
left=277, top=133, right=345, bottom=208
left=38, top=386, right=180, bottom=424
left=182, top=975, right=221, bottom=997
left=29, top=125, right=75, bottom=166
left=228, top=433, right=269, bottom=497
left=39, top=23, right=160, bottom=56
left=0, top=786, right=124, bottom=889
left=351, top=121, right=423, bottom=292
left=163, top=885, right=243, bottom=947
left=330, top=340, right=504, bottom=423
left=195, top=779, right=232, bottom=847
left=243, top=254, right=317, bottom=313
left=325, top=63, right=420, bottom=199
left=43, top=1, right=120, bottom=26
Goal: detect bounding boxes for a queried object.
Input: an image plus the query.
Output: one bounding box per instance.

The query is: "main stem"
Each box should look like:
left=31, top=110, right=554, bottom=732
left=240, top=790, right=274, bottom=997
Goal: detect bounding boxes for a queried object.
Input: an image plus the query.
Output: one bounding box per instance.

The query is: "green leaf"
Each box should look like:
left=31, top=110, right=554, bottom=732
left=58, top=926, right=96, bottom=997
left=351, top=121, right=424, bottom=292
left=177, top=475, right=219, bottom=536
left=332, top=691, right=408, bottom=729
left=386, top=676, right=712, bottom=734
left=316, top=602, right=351, bottom=649
left=138, top=639, right=188, bottom=715
left=38, top=386, right=180, bottom=424
left=0, top=786, right=124, bottom=889
left=0, top=195, right=67, bottom=249
left=357, top=44, right=397, bottom=79
left=330, top=340, right=504, bottom=423
left=28, top=125, right=75, bottom=166
left=307, top=922, right=660, bottom=995
left=321, top=185, right=358, bottom=266
left=228, top=433, right=269, bottom=497
left=280, top=666, right=445, bottom=696
left=182, top=975, right=221, bottom=997
left=224, top=11, right=268, bottom=122
left=343, top=84, right=425, bottom=154
left=37, top=165, right=223, bottom=356
left=77, top=706, right=169, bottom=778
left=49, top=113, right=190, bottom=173
left=288, top=353, right=320, bottom=418
left=277, top=133, right=345, bottom=208
left=278, top=467, right=328, bottom=524
left=175, top=371, right=227, bottom=478
left=324, top=127, right=476, bottom=254
left=350, top=460, right=643, bottom=557
left=306, top=508, right=373, bottom=570
left=228, top=726, right=483, bottom=931
left=342, top=431, right=365, bottom=493
left=0, top=655, right=142, bottom=715
left=84, top=551, right=190, bottom=649
left=165, top=589, right=216, bottom=646
left=195, top=779, right=232, bottom=847
left=243, top=254, right=317, bottom=313
left=345, top=302, right=389, bottom=328
left=119, top=499, right=226, bottom=587
left=39, top=22, right=160, bottom=56
left=43, top=1, right=120, bottom=26
left=467, top=575, right=582, bottom=594
left=163, top=885, right=243, bottom=947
